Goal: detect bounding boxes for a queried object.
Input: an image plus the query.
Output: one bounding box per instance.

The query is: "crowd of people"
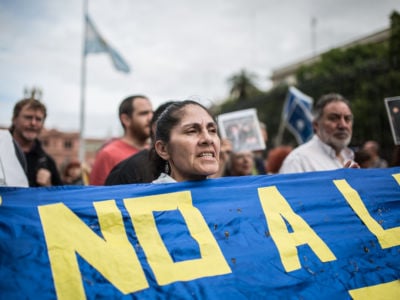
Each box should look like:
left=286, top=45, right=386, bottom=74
left=1, top=92, right=394, bottom=187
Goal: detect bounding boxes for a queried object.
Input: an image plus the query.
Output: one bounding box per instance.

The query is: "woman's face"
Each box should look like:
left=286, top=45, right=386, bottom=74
left=230, top=151, right=254, bottom=176
left=157, top=104, right=221, bottom=182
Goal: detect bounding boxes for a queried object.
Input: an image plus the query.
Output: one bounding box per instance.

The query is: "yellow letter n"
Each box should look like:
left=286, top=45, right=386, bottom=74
left=39, top=201, right=148, bottom=300
left=124, top=191, right=231, bottom=285
left=258, top=186, right=336, bottom=272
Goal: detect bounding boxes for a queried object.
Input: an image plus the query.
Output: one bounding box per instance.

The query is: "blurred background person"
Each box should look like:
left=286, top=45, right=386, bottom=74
left=90, top=95, right=153, bottom=185
left=362, top=140, right=388, bottom=168
left=390, top=145, right=400, bottom=167
left=266, top=145, right=293, bottom=174
left=62, top=160, right=84, bottom=185
left=10, top=98, right=62, bottom=187
left=226, top=150, right=254, bottom=176
left=354, top=148, right=373, bottom=168
left=210, top=138, right=232, bottom=178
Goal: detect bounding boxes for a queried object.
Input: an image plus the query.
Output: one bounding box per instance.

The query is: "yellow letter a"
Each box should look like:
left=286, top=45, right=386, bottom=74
left=258, top=186, right=336, bottom=272
left=39, top=201, right=148, bottom=300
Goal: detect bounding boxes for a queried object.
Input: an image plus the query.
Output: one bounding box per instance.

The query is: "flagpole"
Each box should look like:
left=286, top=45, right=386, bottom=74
left=274, top=93, right=288, bottom=147
left=274, top=117, right=285, bottom=147
left=79, top=0, right=88, bottom=163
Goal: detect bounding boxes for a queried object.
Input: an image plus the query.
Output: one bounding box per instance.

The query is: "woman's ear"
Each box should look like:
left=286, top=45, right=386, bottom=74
left=155, top=140, right=170, bottom=160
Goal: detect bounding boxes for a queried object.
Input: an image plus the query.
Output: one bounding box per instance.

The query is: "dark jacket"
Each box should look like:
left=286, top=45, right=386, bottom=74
left=105, top=149, right=154, bottom=185
left=25, top=139, right=63, bottom=187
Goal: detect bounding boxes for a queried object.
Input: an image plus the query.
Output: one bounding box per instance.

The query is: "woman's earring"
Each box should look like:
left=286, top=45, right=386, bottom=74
left=165, top=162, right=170, bottom=174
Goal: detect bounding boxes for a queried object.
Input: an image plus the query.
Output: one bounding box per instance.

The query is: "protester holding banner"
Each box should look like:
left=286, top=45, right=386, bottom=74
left=279, top=93, right=359, bottom=173
left=10, top=98, right=62, bottom=187
left=89, top=95, right=153, bottom=185
left=362, top=140, right=388, bottom=168
left=151, top=100, right=221, bottom=183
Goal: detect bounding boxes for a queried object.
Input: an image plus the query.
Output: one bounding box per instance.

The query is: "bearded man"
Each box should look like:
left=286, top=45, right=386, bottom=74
left=279, top=93, right=359, bottom=173
left=90, top=95, right=153, bottom=185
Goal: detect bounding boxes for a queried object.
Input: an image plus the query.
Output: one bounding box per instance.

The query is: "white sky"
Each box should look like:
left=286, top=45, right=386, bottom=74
left=1, top=0, right=399, bottom=138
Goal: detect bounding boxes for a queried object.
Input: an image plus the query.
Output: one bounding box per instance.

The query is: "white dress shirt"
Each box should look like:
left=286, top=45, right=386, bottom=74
left=279, top=135, right=354, bottom=174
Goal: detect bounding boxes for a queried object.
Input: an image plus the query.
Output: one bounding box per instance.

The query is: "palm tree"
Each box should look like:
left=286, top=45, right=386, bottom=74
left=228, top=69, right=260, bottom=100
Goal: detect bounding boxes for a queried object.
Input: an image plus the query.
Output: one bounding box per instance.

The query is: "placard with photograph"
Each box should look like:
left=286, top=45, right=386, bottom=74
left=217, top=108, right=266, bottom=152
left=384, top=96, right=400, bottom=145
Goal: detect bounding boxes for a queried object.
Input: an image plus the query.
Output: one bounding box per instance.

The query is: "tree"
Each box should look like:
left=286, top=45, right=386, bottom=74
left=228, top=69, right=261, bottom=100
left=389, top=11, right=400, bottom=70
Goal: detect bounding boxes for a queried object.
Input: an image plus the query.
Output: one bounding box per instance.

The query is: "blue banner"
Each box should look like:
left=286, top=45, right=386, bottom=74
left=1, top=168, right=399, bottom=299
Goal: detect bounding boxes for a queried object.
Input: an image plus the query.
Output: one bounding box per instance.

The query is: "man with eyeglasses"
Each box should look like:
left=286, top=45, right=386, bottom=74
left=10, top=98, right=62, bottom=187
left=279, top=93, right=359, bottom=174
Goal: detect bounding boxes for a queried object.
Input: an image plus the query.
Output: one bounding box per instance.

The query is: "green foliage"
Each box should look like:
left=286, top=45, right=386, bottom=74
left=227, top=69, right=262, bottom=101
left=390, top=11, right=400, bottom=69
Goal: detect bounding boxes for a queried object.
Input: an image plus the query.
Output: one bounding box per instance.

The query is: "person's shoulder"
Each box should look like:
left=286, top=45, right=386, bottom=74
left=278, top=141, right=313, bottom=174
left=119, top=149, right=149, bottom=167
left=100, top=138, right=124, bottom=151
left=94, top=140, right=125, bottom=160
left=285, top=141, right=312, bottom=157
left=104, top=149, right=151, bottom=185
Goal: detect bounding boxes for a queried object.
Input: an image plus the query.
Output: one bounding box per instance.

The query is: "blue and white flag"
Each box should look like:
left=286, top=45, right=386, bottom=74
left=85, top=15, right=130, bottom=73
left=1, top=168, right=399, bottom=299
left=283, top=86, right=314, bottom=144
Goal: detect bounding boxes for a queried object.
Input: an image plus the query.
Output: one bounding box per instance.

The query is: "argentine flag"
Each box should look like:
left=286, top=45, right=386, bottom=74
left=84, top=15, right=130, bottom=73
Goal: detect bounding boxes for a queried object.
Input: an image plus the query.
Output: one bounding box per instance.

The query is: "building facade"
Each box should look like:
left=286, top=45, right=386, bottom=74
left=39, top=128, right=105, bottom=173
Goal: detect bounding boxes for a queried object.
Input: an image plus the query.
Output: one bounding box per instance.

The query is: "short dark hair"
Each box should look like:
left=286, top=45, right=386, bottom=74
left=150, top=100, right=216, bottom=178
left=313, top=93, right=351, bottom=121
left=10, top=98, right=47, bottom=132
left=12, top=98, right=47, bottom=120
left=118, top=95, right=149, bottom=128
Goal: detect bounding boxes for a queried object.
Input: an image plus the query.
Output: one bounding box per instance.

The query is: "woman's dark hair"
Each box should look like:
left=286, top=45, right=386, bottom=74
left=150, top=100, right=216, bottom=178
left=150, top=101, right=176, bottom=139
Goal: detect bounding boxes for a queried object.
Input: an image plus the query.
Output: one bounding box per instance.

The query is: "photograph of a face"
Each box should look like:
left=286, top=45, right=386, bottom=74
left=385, top=96, right=400, bottom=145
left=217, top=108, right=266, bottom=152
